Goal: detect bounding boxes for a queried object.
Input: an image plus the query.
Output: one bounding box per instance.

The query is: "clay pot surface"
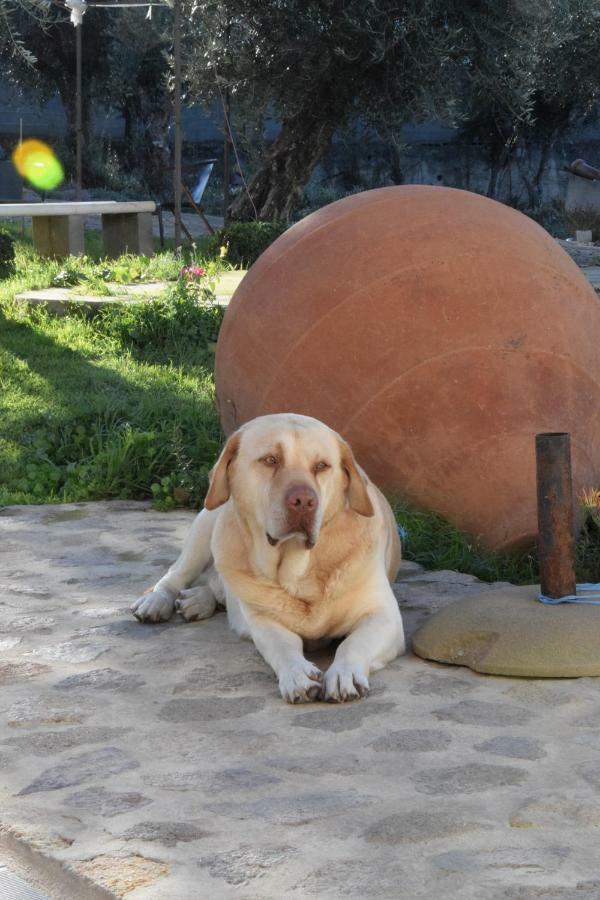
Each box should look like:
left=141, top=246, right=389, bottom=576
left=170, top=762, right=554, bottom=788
left=215, top=186, right=600, bottom=548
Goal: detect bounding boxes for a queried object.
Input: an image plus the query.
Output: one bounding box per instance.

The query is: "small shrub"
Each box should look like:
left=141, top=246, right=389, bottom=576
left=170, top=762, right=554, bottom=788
left=564, top=204, right=600, bottom=242
left=523, top=199, right=569, bottom=239
left=394, top=500, right=538, bottom=584
left=0, top=230, right=16, bottom=279
left=98, top=280, right=224, bottom=364
left=209, top=221, right=286, bottom=267
left=295, top=183, right=364, bottom=220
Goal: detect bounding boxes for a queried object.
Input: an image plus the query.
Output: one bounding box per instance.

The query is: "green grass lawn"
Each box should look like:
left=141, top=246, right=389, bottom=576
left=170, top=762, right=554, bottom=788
left=1, top=229, right=599, bottom=584
left=0, top=233, right=223, bottom=510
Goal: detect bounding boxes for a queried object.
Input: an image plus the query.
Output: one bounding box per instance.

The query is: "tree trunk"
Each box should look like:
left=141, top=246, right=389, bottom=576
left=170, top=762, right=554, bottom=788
left=388, top=141, right=404, bottom=186
left=532, top=137, right=555, bottom=207
left=58, top=84, right=91, bottom=186
left=122, top=94, right=172, bottom=200
left=228, top=109, right=337, bottom=223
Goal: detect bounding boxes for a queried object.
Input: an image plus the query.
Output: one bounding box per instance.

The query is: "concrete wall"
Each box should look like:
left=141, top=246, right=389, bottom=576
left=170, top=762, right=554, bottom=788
left=2, top=79, right=599, bottom=209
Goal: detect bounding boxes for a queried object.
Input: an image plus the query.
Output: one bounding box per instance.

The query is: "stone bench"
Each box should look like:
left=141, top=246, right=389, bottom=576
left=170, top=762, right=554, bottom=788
left=0, top=200, right=156, bottom=258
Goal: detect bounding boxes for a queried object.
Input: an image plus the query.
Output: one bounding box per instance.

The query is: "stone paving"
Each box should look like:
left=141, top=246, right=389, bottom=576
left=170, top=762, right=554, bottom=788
left=2, top=501, right=600, bottom=899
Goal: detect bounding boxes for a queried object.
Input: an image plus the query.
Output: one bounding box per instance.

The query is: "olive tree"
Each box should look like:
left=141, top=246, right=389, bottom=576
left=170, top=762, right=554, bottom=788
left=184, top=0, right=463, bottom=222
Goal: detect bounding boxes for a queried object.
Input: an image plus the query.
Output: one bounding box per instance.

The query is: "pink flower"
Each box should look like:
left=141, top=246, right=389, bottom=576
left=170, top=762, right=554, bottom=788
left=180, top=265, right=206, bottom=280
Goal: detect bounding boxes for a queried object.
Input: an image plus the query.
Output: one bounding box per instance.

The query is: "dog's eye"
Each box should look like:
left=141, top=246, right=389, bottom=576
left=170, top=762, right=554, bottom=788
left=260, top=455, right=279, bottom=467
left=314, top=461, right=330, bottom=473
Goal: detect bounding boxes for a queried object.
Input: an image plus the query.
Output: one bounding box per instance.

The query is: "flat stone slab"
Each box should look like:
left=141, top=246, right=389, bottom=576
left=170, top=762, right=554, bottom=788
left=2, top=502, right=600, bottom=898
left=0, top=201, right=156, bottom=217
left=15, top=271, right=247, bottom=315
left=413, top=584, right=600, bottom=676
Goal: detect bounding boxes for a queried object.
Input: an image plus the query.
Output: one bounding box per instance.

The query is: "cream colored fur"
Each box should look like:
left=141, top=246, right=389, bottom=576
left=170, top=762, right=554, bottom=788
left=131, top=413, right=405, bottom=702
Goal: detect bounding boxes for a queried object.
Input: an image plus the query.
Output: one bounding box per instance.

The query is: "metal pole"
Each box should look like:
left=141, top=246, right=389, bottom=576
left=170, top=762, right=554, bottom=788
left=535, top=432, right=576, bottom=599
left=75, top=22, right=83, bottom=200
left=19, top=116, right=25, bottom=234
left=222, top=16, right=231, bottom=222
left=173, top=0, right=182, bottom=248
left=223, top=85, right=231, bottom=222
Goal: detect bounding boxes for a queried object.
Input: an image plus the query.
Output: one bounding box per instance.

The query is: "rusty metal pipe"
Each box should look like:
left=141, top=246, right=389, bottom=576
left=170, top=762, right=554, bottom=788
left=536, top=432, right=576, bottom=599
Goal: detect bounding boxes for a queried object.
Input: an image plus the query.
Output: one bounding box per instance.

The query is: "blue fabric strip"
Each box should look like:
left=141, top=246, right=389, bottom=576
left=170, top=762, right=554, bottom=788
left=539, top=583, right=600, bottom=605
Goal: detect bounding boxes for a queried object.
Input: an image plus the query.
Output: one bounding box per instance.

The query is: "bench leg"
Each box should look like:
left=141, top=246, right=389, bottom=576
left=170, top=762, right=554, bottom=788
left=31, top=216, right=85, bottom=258
left=101, top=212, right=154, bottom=258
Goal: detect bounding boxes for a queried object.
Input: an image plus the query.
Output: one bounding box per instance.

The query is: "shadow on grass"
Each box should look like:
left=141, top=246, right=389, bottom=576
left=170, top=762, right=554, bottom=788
left=0, top=307, right=222, bottom=505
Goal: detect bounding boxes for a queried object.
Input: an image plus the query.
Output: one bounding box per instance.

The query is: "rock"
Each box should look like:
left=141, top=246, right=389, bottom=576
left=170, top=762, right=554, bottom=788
left=493, top=881, right=600, bottom=900
left=433, top=700, right=533, bottom=727
left=409, top=672, right=478, bottom=698
left=6, top=698, right=85, bottom=727
left=413, top=585, right=600, bottom=677
left=364, top=808, right=490, bottom=844
left=475, top=736, right=546, bottom=760
left=295, top=857, right=407, bottom=897
left=78, top=620, right=163, bottom=640
left=3, top=726, right=130, bottom=755
left=402, top=570, right=481, bottom=584
left=291, top=703, right=396, bottom=733
left=412, top=763, right=527, bottom=795
left=172, top=665, right=273, bottom=694
left=0, top=615, right=56, bottom=631
left=26, top=641, right=110, bottom=663
left=54, top=667, right=145, bottom=691
left=0, top=637, right=21, bottom=651
left=573, top=733, right=600, bottom=753
left=0, top=662, right=51, bottom=683
left=572, top=710, right=600, bottom=728
left=198, top=847, right=291, bottom=886
left=510, top=795, right=600, bottom=829
left=369, top=729, right=452, bottom=752
left=576, top=762, right=600, bottom=790
left=69, top=854, right=169, bottom=895
left=120, top=821, right=209, bottom=846
left=0, top=823, right=73, bottom=851
left=158, top=695, right=265, bottom=722
left=267, top=755, right=365, bottom=776
left=502, top=682, right=579, bottom=708
left=64, top=786, right=152, bottom=817
left=206, top=791, right=372, bottom=825
left=146, top=771, right=207, bottom=791
left=431, top=846, right=569, bottom=874
left=18, top=747, right=139, bottom=795
left=394, top=560, right=424, bottom=578
left=209, top=768, right=282, bottom=790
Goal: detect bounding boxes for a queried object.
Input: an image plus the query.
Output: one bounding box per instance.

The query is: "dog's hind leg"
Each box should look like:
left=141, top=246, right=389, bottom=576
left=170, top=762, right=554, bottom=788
left=131, top=507, right=219, bottom=623
left=175, top=565, right=224, bottom=622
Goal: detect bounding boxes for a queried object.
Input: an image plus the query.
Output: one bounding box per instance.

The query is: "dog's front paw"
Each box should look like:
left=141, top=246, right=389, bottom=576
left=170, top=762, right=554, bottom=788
left=175, top=586, right=217, bottom=622
left=323, top=662, right=369, bottom=702
left=279, top=661, right=323, bottom=704
left=131, top=588, right=176, bottom=623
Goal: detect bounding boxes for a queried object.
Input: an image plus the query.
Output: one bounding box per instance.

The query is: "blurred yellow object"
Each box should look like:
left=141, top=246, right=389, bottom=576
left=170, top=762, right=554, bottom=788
left=12, top=139, right=64, bottom=191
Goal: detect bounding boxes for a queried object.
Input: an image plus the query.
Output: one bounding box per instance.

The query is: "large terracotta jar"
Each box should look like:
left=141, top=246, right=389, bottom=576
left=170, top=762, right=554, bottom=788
left=215, top=186, right=600, bottom=549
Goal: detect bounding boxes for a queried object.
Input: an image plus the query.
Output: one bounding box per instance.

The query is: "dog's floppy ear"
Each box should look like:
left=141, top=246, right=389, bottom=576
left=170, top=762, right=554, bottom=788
left=338, top=438, right=374, bottom=517
left=204, top=431, right=241, bottom=510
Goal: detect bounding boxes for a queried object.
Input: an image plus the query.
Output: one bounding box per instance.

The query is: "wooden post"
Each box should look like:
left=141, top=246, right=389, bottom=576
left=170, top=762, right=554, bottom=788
left=535, top=432, right=577, bottom=599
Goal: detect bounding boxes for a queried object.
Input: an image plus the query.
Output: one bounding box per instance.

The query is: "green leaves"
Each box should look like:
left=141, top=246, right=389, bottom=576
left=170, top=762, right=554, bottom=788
left=208, top=221, right=286, bottom=267
left=0, top=231, right=16, bottom=280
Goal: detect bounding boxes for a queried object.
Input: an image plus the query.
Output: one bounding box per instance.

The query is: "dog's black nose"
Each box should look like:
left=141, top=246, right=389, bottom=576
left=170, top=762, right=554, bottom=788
left=285, top=484, right=318, bottom=514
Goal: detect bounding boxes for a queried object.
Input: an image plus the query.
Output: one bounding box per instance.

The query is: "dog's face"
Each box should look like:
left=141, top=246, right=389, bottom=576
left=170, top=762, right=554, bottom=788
left=204, top=414, right=373, bottom=548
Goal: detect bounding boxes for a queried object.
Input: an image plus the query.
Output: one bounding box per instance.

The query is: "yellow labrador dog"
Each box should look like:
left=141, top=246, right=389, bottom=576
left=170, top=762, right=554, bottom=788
left=131, top=413, right=405, bottom=702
